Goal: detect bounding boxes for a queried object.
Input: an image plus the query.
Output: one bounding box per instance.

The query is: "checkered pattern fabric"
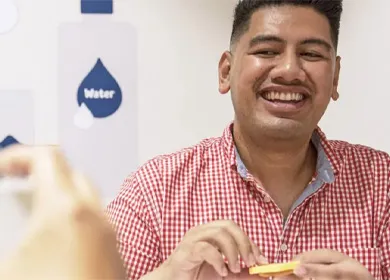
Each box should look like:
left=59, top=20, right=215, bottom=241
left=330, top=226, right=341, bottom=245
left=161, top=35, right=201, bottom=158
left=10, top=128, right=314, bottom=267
left=106, top=123, right=390, bottom=280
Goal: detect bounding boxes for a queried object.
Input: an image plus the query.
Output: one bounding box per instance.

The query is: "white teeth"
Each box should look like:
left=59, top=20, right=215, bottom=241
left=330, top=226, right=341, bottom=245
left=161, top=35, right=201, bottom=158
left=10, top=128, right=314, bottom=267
left=264, top=91, right=304, bottom=101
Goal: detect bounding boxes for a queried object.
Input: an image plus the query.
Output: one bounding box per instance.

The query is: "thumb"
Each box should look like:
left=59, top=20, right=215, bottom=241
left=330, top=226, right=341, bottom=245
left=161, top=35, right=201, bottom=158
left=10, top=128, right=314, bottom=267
left=293, top=263, right=331, bottom=279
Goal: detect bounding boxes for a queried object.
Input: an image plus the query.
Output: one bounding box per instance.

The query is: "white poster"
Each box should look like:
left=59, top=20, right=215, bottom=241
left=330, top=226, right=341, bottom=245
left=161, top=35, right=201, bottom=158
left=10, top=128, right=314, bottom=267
left=58, top=4, right=138, bottom=200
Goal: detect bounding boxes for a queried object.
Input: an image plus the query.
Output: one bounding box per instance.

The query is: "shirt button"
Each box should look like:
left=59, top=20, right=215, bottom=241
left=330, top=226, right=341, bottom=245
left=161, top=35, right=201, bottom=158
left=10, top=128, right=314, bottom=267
left=280, top=244, right=288, bottom=252
left=264, top=196, right=271, bottom=203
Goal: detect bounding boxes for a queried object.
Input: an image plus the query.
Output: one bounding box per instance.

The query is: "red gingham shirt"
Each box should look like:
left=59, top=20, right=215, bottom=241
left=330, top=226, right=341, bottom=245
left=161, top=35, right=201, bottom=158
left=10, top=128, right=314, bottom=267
left=106, top=123, right=390, bottom=280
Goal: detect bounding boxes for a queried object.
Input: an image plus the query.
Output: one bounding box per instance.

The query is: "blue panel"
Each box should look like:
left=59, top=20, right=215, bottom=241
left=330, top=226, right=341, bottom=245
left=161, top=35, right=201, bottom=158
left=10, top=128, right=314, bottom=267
left=81, top=0, right=113, bottom=14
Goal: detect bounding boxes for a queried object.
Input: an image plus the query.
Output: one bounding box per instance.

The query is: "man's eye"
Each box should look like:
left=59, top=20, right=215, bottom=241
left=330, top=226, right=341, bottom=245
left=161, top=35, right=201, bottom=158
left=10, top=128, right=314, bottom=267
left=302, top=52, right=323, bottom=59
left=254, top=50, right=279, bottom=57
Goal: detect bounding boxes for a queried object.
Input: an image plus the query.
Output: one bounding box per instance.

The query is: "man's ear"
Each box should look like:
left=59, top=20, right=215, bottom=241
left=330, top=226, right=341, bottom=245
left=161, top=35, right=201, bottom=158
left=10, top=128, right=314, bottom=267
left=331, top=56, right=341, bottom=101
left=218, top=51, right=232, bottom=94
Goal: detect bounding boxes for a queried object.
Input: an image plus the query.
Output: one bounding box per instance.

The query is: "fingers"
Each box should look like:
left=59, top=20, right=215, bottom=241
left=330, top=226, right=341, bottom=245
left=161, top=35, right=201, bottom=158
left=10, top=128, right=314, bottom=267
left=219, top=221, right=267, bottom=265
left=0, top=145, right=75, bottom=195
left=221, top=221, right=262, bottom=266
left=0, top=144, right=35, bottom=176
left=293, top=263, right=337, bottom=279
left=297, top=263, right=375, bottom=280
left=295, top=249, right=345, bottom=264
left=192, top=242, right=229, bottom=277
left=273, top=275, right=300, bottom=280
left=166, top=220, right=267, bottom=279
left=200, top=227, right=241, bottom=273
left=292, top=250, right=373, bottom=280
left=250, top=239, right=268, bottom=264
left=0, top=145, right=99, bottom=206
left=292, top=250, right=339, bottom=279
left=186, top=220, right=266, bottom=270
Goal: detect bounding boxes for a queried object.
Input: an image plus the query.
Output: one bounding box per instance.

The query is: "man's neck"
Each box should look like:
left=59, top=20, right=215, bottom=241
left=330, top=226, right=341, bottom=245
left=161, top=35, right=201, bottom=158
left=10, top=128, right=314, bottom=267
left=233, top=124, right=317, bottom=216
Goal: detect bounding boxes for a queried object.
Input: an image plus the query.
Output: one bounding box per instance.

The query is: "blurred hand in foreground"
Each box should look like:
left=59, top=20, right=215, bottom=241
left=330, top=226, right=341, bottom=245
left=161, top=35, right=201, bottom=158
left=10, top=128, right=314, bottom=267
left=0, top=145, right=126, bottom=280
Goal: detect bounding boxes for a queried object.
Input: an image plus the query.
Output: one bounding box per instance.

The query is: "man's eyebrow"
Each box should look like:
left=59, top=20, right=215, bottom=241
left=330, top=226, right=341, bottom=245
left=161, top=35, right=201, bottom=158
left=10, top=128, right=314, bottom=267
left=249, top=35, right=285, bottom=48
left=249, top=35, right=332, bottom=51
left=300, top=38, right=332, bottom=50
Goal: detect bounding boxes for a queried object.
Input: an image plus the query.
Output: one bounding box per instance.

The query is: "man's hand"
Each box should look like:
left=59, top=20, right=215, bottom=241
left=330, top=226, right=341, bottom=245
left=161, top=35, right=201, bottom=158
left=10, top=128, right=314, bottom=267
left=146, top=220, right=268, bottom=280
left=0, top=145, right=126, bottom=280
left=277, top=249, right=375, bottom=280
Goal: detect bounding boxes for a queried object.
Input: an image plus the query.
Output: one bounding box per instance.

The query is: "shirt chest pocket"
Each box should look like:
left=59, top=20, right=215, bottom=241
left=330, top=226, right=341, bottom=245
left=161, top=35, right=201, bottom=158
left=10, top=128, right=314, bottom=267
left=340, top=247, right=382, bottom=279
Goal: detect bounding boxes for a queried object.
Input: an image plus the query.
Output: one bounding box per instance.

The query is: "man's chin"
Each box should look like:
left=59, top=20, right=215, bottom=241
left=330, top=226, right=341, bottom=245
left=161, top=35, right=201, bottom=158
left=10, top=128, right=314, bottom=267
left=254, top=118, right=309, bottom=140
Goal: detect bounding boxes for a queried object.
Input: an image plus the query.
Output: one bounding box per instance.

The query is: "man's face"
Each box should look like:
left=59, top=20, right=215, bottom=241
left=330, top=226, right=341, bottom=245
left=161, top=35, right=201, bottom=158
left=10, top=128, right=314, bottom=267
left=219, top=5, right=341, bottom=140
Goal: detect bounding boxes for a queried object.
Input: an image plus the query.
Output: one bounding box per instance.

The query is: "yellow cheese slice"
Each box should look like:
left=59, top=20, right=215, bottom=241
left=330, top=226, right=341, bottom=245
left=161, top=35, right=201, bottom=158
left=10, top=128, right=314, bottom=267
left=249, top=261, right=299, bottom=276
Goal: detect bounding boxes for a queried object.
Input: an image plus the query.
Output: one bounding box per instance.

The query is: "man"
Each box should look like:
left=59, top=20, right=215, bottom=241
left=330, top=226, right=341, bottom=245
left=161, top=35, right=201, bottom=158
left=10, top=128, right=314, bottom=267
left=106, top=0, right=389, bottom=279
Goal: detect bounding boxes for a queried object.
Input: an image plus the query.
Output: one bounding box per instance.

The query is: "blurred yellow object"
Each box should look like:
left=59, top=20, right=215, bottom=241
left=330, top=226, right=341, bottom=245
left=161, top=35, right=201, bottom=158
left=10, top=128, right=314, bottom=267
left=249, top=261, right=299, bottom=277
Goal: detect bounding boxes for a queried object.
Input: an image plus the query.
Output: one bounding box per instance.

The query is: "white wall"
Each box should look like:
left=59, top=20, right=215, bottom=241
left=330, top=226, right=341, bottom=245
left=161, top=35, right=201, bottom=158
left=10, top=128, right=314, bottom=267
left=0, top=0, right=235, bottom=164
left=317, top=0, right=389, bottom=151
left=0, top=0, right=389, bottom=185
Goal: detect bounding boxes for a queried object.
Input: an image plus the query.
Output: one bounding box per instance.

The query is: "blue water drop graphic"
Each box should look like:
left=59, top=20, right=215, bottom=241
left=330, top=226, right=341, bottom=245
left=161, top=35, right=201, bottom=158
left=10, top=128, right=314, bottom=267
left=0, top=135, right=20, bottom=149
left=77, top=58, right=122, bottom=118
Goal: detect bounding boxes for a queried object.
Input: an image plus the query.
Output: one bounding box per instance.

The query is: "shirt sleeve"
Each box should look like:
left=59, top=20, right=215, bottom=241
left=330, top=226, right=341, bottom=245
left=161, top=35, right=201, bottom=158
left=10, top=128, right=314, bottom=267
left=378, top=159, right=390, bottom=279
left=105, top=172, right=162, bottom=280
left=379, top=209, right=390, bottom=279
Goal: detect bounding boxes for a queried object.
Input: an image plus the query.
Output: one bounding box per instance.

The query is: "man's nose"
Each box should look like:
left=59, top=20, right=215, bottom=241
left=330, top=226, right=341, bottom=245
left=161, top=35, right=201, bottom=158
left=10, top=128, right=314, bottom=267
left=269, top=53, right=306, bottom=84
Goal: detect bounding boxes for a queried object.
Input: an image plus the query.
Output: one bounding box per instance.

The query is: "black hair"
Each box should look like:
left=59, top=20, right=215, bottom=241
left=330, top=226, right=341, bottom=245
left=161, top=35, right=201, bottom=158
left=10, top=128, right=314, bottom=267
left=230, top=0, right=343, bottom=49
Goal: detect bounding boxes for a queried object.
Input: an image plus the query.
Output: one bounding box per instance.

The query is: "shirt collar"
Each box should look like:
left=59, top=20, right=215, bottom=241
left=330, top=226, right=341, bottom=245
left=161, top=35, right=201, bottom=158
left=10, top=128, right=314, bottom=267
left=222, top=123, right=341, bottom=182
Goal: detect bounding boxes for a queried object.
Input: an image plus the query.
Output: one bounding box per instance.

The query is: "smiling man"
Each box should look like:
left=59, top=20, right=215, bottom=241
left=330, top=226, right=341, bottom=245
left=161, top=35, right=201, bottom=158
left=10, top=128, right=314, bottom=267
left=106, top=1, right=389, bottom=279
